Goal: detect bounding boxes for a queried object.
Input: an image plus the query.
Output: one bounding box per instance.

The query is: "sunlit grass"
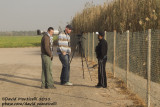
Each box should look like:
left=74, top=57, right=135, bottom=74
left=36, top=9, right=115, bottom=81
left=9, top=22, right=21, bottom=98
left=0, top=36, right=58, bottom=48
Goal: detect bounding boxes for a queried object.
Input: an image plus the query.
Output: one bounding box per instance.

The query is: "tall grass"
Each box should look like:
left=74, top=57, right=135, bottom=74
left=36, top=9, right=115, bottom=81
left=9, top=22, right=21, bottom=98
left=71, top=0, right=160, bottom=33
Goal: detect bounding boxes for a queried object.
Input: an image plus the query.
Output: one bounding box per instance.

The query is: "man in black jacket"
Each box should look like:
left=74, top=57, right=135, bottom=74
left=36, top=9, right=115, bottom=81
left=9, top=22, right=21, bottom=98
left=95, top=32, right=108, bottom=88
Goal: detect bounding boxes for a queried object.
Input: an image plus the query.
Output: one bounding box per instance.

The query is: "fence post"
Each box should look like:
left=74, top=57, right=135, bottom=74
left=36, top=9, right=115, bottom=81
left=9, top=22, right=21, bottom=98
left=88, top=33, right=90, bottom=61
left=105, top=31, right=107, bottom=40
left=147, top=29, right=151, bottom=107
left=85, top=33, right=87, bottom=57
left=113, top=30, right=116, bottom=77
left=92, top=32, right=95, bottom=62
left=126, top=30, right=130, bottom=88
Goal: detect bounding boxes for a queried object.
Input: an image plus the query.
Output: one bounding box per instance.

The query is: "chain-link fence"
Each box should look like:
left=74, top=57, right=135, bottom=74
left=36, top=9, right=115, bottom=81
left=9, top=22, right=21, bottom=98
left=71, top=29, right=160, bottom=107
left=150, top=30, right=160, bottom=107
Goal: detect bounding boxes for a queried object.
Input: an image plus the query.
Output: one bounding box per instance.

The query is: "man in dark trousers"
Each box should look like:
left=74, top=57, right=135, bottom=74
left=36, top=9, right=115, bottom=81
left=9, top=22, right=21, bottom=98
left=41, top=27, right=56, bottom=89
left=95, top=32, right=108, bottom=88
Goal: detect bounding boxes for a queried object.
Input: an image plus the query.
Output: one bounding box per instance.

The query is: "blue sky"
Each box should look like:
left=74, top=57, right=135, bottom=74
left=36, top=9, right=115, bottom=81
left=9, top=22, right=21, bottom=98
left=0, top=0, right=110, bottom=31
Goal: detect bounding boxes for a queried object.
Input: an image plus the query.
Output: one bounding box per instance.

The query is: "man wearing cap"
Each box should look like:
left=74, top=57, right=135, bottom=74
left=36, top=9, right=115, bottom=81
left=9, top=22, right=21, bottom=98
left=95, top=32, right=108, bottom=88
left=41, top=27, right=56, bottom=89
left=57, top=25, right=73, bottom=86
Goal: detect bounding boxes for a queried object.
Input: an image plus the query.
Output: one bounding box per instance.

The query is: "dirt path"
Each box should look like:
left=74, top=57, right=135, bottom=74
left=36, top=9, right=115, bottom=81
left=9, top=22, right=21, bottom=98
left=0, top=47, right=144, bottom=107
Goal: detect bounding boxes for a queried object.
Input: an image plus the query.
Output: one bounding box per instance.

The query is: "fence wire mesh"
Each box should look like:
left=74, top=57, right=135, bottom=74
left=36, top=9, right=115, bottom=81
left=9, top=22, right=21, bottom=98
left=129, top=31, right=148, bottom=77
left=128, top=31, right=148, bottom=103
left=151, top=30, right=160, bottom=83
left=115, top=32, right=127, bottom=84
left=106, top=32, right=114, bottom=65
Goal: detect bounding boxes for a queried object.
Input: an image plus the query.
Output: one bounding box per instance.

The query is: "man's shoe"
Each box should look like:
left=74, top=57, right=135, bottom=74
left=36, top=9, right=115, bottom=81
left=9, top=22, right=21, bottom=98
left=41, top=86, right=46, bottom=89
left=103, top=86, right=107, bottom=88
left=64, top=82, right=73, bottom=86
left=61, top=82, right=65, bottom=85
left=41, top=85, right=47, bottom=89
left=95, top=84, right=102, bottom=88
left=47, top=85, right=56, bottom=89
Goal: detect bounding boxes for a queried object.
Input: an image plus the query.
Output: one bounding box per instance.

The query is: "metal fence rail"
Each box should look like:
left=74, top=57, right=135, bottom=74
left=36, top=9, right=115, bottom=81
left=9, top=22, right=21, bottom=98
left=71, top=29, right=160, bottom=107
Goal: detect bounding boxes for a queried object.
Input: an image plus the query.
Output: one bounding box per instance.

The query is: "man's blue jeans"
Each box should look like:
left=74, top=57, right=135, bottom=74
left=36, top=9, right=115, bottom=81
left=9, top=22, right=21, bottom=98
left=59, top=54, right=70, bottom=84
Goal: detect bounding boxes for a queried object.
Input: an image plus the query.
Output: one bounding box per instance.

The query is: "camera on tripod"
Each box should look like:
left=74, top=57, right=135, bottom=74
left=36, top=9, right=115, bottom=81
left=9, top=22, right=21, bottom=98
left=77, top=34, right=83, bottom=37
left=37, top=29, right=60, bottom=35
left=76, top=32, right=86, bottom=41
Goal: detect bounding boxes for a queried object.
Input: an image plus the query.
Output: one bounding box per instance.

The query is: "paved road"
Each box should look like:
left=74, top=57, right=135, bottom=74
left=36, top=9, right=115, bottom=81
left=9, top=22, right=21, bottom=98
left=0, top=47, right=144, bottom=107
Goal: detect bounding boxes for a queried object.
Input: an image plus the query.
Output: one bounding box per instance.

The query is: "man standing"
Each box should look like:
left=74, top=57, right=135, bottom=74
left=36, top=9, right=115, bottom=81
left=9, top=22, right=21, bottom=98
left=95, top=32, right=108, bottom=88
left=57, top=25, right=73, bottom=86
left=41, top=27, right=56, bottom=89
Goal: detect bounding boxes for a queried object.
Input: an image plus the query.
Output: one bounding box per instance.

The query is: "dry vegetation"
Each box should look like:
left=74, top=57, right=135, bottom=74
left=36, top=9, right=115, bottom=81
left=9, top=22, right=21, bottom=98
left=71, top=0, right=160, bottom=33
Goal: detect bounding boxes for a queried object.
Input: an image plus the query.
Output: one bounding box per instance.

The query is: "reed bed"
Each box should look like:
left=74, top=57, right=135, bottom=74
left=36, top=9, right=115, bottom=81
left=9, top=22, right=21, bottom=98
left=71, top=0, right=160, bottom=33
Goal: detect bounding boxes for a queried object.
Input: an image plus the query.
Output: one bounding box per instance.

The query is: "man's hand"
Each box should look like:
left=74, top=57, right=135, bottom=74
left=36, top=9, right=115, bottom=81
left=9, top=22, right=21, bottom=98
left=62, top=52, right=66, bottom=55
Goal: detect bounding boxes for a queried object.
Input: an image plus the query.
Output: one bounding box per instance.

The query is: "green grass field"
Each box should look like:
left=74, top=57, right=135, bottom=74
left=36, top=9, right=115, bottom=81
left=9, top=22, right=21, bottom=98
left=0, top=36, right=58, bottom=48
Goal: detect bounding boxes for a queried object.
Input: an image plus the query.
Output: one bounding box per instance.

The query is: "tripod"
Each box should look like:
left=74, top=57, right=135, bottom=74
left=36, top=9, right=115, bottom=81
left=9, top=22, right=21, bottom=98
left=70, top=36, right=92, bottom=81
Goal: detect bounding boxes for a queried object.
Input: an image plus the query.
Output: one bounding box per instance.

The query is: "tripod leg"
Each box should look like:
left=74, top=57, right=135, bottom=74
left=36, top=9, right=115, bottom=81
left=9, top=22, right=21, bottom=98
left=81, top=50, right=85, bottom=79
left=70, top=45, right=78, bottom=64
left=84, top=56, right=92, bottom=81
left=80, top=43, right=92, bottom=81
